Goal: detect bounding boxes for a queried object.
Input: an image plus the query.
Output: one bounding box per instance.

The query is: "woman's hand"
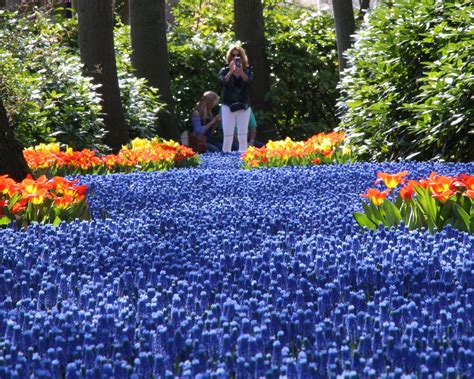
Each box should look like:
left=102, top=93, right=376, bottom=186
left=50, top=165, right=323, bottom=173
left=226, top=60, right=247, bottom=80
left=234, top=66, right=243, bottom=77
left=224, top=61, right=236, bottom=81
left=208, top=115, right=221, bottom=131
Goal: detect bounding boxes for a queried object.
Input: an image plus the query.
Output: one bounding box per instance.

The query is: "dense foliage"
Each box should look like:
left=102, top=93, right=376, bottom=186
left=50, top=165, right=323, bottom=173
left=113, top=23, right=164, bottom=140
left=1, top=3, right=339, bottom=148
left=264, top=4, right=339, bottom=139
left=168, top=0, right=339, bottom=139
left=0, top=10, right=105, bottom=150
left=338, top=0, right=474, bottom=162
left=0, top=155, right=473, bottom=376
left=167, top=3, right=231, bottom=133
left=0, top=10, right=163, bottom=151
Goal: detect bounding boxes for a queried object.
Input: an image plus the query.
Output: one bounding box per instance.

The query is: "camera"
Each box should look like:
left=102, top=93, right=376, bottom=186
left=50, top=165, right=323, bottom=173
left=235, top=57, right=241, bottom=68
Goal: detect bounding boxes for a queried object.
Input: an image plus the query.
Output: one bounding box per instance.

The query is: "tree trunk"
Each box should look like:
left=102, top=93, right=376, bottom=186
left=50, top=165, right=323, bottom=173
left=234, top=0, right=275, bottom=141
left=77, top=0, right=129, bottom=152
left=332, top=0, right=356, bottom=73
left=129, top=0, right=180, bottom=141
left=0, top=97, right=30, bottom=182
left=357, top=0, right=370, bottom=21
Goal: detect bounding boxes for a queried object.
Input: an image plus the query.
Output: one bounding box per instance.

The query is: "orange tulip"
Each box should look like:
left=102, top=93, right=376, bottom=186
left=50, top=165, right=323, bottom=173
left=427, top=172, right=455, bottom=194
left=410, top=179, right=429, bottom=189
left=0, top=176, right=16, bottom=195
left=376, top=171, right=408, bottom=189
left=463, top=189, right=474, bottom=199
left=455, top=174, right=474, bottom=191
left=11, top=199, right=27, bottom=214
left=399, top=185, right=414, bottom=201
left=20, top=175, right=51, bottom=197
left=26, top=187, right=49, bottom=205
left=54, top=194, right=75, bottom=209
left=431, top=189, right=456, bottom=203
left=361, top=188, right=390, bottom=206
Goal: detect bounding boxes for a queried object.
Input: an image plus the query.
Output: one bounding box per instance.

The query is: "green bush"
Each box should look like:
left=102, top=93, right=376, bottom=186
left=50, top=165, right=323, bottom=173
left=57, top=17, right=165, bottom=140
left=114, top=23, right=164, bottom=139
left=168, top=32, right=232, bottom=132
left=264, top=5, right=339, bottom=139
left=338, top=0, right=473, bottom=162
left=0, top=9, right=164, bottom=150
left=0, top=9, right=105, bottom=150
left=168, top=0, right=339, bottom=139
left=167, top=1, right=234, bottom=132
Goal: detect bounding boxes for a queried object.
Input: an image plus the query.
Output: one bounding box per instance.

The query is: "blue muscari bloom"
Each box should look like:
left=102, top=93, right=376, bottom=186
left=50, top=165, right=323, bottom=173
left=0, top=156, right=473, bottom=377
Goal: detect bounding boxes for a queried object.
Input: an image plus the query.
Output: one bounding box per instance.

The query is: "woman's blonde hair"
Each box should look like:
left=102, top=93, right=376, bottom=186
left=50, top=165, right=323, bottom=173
left=195, top=91, right=219, bottom=119
left=225, top=45, right=249, bottom=69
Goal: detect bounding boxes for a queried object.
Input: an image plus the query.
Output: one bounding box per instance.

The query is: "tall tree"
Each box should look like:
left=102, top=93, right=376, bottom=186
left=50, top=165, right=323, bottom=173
left=332, top=0, right=356, bottom=73
left=129, top=0, right=180, bottom=141
left=0, top=97, right=30, bottom=181
left=234, top=0, right=275, bottom=140
left=77, top=0, right=129, bottom=152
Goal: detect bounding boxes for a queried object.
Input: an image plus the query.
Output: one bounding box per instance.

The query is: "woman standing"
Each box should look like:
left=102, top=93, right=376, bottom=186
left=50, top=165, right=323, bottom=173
left=219, top=45, right=253, bottom=152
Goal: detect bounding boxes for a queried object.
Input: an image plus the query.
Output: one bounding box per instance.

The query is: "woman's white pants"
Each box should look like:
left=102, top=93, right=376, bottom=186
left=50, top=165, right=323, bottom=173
left=221, top=105, right=250, bottom=152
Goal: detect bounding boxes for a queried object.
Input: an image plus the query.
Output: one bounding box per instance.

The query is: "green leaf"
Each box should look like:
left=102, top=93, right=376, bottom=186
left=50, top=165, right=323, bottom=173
left=414, top=186, right=438, bottom=230
left=52, top=216, right=62, bottom=226
left=439, top=200, right=455, bottom=226
left=0, top=216, right=11, bottom=226
left=362, top=201, right=383, bottom=223
left=382, top=200, right=402, bottom=227
left=452, top=203, right=471, bottom=233
left=7, top=193, right=21, bottom=210
left=353, top=212, right=378, bottom=230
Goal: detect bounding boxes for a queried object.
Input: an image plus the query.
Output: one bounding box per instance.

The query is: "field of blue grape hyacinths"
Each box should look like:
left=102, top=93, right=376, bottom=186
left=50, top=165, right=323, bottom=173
left=0, top=153, right=473, bottom=378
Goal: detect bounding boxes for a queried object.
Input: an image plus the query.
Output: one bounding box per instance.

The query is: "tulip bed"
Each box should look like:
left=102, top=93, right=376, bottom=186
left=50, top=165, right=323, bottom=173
left=0, top=154, right=473, bottom=378
left=242, top=132, right=351, bottom=169
left=356, top=171, right=474, bottom=233
left=24, top=139, right=199, bottom=177
left=0, top=174, right=89, bottom=229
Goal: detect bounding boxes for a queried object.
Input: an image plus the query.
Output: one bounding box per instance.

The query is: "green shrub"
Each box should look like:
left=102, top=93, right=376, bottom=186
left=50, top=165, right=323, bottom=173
left=264, top=5, right=339, bottom=139
left=57, top=17, right=165, bottom=140
left=167, top=1, right=234, bottom=132
left=168, top=31, right=232, bottom=132
left=338, top=0, right=474, bottom=162
left=114, top=23, right=164, bottom=139
left=0, top=9, right=164, bottom=150
left=0, top=9, right=106, bottom=150
left=168, top=0, right=339, bottom=138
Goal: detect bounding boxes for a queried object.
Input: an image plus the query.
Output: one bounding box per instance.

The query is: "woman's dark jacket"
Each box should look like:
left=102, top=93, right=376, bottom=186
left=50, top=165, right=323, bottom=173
left=219, top=65, right=254, bottom=107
